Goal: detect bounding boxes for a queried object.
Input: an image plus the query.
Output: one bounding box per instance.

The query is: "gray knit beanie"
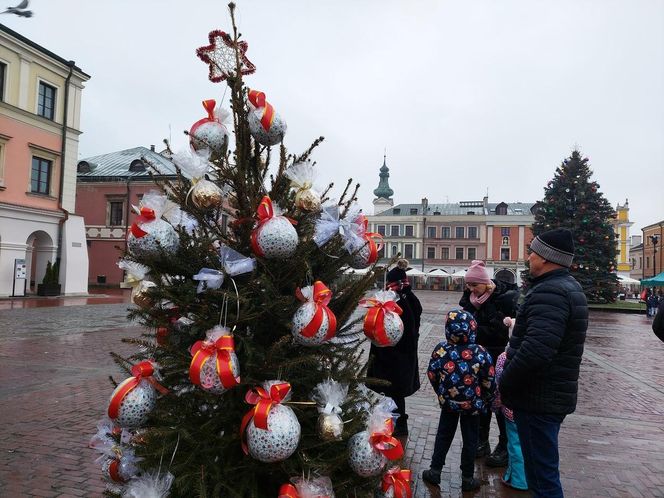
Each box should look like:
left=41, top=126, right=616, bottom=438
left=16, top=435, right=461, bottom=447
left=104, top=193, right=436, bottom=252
left=529, top=228, right=575, bottom=267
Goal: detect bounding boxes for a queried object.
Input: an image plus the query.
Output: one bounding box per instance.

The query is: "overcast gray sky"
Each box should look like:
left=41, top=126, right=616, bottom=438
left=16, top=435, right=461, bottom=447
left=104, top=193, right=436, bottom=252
left=4, top=0, right=663, bottom=232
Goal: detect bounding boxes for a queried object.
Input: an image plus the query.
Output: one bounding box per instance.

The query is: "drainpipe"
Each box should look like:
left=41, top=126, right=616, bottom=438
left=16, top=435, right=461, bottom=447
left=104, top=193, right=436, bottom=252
left=56, top=60, right=76, bottom=276
left=125, top=176, right=132, bottom=253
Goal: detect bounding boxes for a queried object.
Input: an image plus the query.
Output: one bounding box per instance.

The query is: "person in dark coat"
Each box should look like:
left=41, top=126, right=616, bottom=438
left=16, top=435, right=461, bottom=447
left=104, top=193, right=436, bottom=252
left=500, top=228, right=588, bottom=498
left=652, top=296, right=664, bottom=342
left=459, top=260, right=519, bottom=467
left=367, top=259, right=422, bottom=436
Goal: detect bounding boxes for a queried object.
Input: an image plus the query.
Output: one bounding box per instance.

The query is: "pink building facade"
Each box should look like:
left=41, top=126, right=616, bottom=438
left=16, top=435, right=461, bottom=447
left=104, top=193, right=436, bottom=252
left=0, top=23, right=90, bottom=296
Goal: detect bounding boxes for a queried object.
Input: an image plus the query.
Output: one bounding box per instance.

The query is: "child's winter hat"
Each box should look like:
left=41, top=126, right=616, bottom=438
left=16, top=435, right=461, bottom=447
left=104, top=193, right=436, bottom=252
left=464, top=260, right=492, bottom=284
left=529, top=228, right=575, bottom=267
left=444, top=309, right=477, bottom=344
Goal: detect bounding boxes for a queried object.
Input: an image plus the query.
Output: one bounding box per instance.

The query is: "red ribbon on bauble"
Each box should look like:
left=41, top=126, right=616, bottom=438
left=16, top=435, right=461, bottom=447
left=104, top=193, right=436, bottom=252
left=381, top=467, right=413, bottom=498
left=278, top=484, right=299, bottom=498
left=369, top=419, right=404, bottom=460
left=108, top=360, right=167, bottom=420
left=248, top=89, right=275, bottom=132
left=359, top=298, right=403, bottom=346
left=129, top=207, right=156, bottom=238
left=189, top=334, right=240, bottom=389
left=250, top=196, right=297, bottom=257
left=295, top=281, right=337, bottom=340
left=240, top=382, right=291, bottom=455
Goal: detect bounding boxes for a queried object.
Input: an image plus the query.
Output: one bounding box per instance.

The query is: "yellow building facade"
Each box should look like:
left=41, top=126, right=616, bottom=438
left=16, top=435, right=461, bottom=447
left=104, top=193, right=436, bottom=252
left=612, top=200, right=633, bottom=275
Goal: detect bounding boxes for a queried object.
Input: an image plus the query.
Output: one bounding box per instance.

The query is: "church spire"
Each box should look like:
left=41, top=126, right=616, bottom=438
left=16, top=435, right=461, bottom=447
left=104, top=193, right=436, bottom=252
left=373, top=154, right=394, bottom=199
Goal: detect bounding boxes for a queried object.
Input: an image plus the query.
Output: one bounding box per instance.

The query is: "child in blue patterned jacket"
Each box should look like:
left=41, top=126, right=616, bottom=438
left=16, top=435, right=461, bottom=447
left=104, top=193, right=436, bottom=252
left=422, top=309, right=496, bottom=491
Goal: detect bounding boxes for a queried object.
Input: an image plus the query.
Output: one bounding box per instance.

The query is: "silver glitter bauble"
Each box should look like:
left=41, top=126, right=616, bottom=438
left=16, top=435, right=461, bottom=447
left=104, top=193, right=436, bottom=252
left=317, top=412, right=344, bottom=441
left=368, top=312, right=404, bottom=348
left=198, top=350, right=240, bottom=395
left=109, top=381, right=156, bottom=429
left=292, top=303, right=332, bottom=346
left=191, top=179, right=224, bottom=209
left=349, top=242, right=373, bottom=269
left=254, top=217, right=298, bottom=259
left=127, top=219, right=179, bottom=259
left=101, top=457, right=135, bottom=483
left=248, top=111, right=287, bottom=146
left=190, top=120, right=228, bottom=155
left=246, top=404, right=301, bottom=463
left=348, top=430, right=387, bottom=477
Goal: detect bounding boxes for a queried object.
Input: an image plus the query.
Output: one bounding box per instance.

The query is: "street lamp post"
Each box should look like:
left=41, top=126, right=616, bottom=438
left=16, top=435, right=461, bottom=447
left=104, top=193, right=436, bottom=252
left=651, top=234, right=659, bottom=277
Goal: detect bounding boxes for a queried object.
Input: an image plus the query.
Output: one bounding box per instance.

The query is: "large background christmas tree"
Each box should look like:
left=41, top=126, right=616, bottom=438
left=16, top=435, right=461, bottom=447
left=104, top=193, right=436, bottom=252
left=95, top=4, right=411, bottom=498
left=531, top=149, right=618, bottom=302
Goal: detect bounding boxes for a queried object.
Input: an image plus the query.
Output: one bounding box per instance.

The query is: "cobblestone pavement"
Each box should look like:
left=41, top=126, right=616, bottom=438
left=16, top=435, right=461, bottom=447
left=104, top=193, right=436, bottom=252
left=0, top=291, right=663, bottom=497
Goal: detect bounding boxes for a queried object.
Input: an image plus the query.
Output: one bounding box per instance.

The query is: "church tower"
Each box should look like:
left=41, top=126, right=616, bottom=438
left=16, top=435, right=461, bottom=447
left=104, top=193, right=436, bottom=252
left=372, top=155, right=394, bottom=214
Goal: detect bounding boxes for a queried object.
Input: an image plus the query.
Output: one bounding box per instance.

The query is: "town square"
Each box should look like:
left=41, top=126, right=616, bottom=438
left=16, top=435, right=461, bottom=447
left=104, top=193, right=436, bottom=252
left=1, top=1, right=663, bottom=497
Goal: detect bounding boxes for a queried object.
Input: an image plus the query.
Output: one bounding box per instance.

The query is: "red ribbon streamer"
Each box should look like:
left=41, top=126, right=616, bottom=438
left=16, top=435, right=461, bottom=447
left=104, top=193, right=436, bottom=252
left=108, top=361, right=167, bottom=420
left=382, top=468, right=413, bottom=498
left=370, top=420, right=404, bottom=460
left=278, top=484, right=299, bottom=498
left=189, top=335, right=240, bottom=389
left=355, top=215, right=383, bottom=265
left=295, top=281, right=337, bottom=340
left=129, top=207, right=156, bottom=238
left=240, top=382, right=291, bottom=455
left=250, top=196, right=297, bottom=257
left=202, top=99, right=216, bottom=121
left=248, top=89, right=276, bottom=132
left=359, top=298, right=403, bottom=346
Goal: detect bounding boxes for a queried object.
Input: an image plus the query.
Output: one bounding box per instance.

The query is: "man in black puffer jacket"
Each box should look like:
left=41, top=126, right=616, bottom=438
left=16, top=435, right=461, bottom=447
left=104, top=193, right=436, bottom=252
left=500, top=228, right=588, bottom=498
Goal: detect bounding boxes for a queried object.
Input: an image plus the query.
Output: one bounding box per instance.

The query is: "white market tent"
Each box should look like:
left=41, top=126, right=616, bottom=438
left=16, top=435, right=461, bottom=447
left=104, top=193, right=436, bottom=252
left=451, top=269, right=467, bottom=278
left=343, top=266, right=371, bottom=275
left=406, top=268, right=427, bottom=276
left=617, top=274, right=641, bottom=285
left=428, top=269, right=449, bottom=277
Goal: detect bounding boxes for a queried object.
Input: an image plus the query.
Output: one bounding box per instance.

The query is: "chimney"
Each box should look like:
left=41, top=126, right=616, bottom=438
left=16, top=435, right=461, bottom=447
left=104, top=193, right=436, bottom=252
left=150, top=145, right=155, bottom=152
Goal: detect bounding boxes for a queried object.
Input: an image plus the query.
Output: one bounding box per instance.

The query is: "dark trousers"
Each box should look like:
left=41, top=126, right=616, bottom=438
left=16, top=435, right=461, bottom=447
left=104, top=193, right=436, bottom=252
left=514, top=410, right=566, bottom=498
left=393, top=395, right=408, bottom=429
left=479, top=409, right=507, bottom=447
left=430, top=411, right=479, bottom=478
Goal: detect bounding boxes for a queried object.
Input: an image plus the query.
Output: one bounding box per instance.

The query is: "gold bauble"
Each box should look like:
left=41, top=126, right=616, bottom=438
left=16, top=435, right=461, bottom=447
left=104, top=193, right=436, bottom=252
left=295, top=189, right=321, bottom=212
left=316, top=413, right=344, bottom=441
left=192, top=179, right=224, bottom=209
left=131, top=281, right=156, bottom=308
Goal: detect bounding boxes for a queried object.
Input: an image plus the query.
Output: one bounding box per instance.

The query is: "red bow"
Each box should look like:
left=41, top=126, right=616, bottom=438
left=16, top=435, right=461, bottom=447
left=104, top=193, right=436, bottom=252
left=278, top=484, right=299, bottom=498
left=359, top=298, right=403, bottom=346
left=108, top=361, right=167, bottom=420
left=381, top=467, right=412, bottom=498
left=189, top=335, right=240, bottom=389
left=353, top=215, right=383, bottom=265
left=369, top=419, right=404, bottom=460
left=240, top=382, right=291, bottom=454
left=295, top=281, right=337, bottom=340
left=250, top=196, right=297, bottom=257
left=130, top=207, right=156, bottom=238
left=248, top=89, right=276, bottom=132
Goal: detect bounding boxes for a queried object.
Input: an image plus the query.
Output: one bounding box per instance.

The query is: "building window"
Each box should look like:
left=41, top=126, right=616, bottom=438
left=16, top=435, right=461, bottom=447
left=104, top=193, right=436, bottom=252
left=377, top=245, right=385, bottom=258
left=502, top=236, right=510, bottom=246
left=405, top=225, right=414, bottom=237
left=467, top=247, right=476, bottom=260
left=441, top=247, right=450, bottom=260
left=377, top=225, right=386, bottom=236
left=38, top=81, right=57, bottom=120
left=455, top=247, right=464, bottom=260
left=410, top=208, right=418, bottom=215
left=392, top=208, right=401, bottom=215
left=646, top=256, right=650, bottom=269
left=455, top=226, right=465, bottom=239
left=390, top=225, right=400, bottom=236
left=441, top=227, right=451, bottom=239
left=501, top=248, right=510, bottom=261
left=501, top=227, right=510, bottom=236
left=428, top=226, right=436, bottom=238
left=427, top=247, right=436, bottom=259
left=108, top=200, right=125, bottom=226
left=392, top=245, right=398, bottom=257
left=468, top=226, right=478, bottom=239
left=0, top=62, right=6, bottom=101
left=404, top=244, right=414, bottom=259
left=30, top=157, right=52, bottom=194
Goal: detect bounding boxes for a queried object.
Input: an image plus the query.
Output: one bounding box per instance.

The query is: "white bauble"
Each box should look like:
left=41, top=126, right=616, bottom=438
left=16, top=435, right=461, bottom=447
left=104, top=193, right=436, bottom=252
left=248, top=111, right=287, bottom=146
left=348, top=430, right=387, bottom=477
left=198, top=350, right=240, bottom=394
left=254, top=217, right=298, bottom=259
left=246, top=404, right=301, bottom=463
left=127, top=219, right=179, bottom=259
left=109, top=381, right=156, bottom=429
left=292, top=303, right=331, bottom=346
left=368, top=312, right=404, bottom=348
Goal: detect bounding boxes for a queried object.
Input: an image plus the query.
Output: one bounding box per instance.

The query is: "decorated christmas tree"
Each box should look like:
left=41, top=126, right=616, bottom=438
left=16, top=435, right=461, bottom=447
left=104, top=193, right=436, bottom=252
left=88, top=4, right=413, bottom=498
left=531, top=149, right=618, bottom=302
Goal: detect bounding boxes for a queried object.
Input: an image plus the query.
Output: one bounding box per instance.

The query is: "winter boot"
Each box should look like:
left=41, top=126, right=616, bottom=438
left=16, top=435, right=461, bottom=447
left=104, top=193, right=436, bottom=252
left=486, top=442, right=508, bottom=467
left=461, top=476, right=482, bottom=492
left=421, top=468, right=441, bottom=486
left=393, top=414, right=409, bottom=437
left=475, top=440, right=490, bottom=458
